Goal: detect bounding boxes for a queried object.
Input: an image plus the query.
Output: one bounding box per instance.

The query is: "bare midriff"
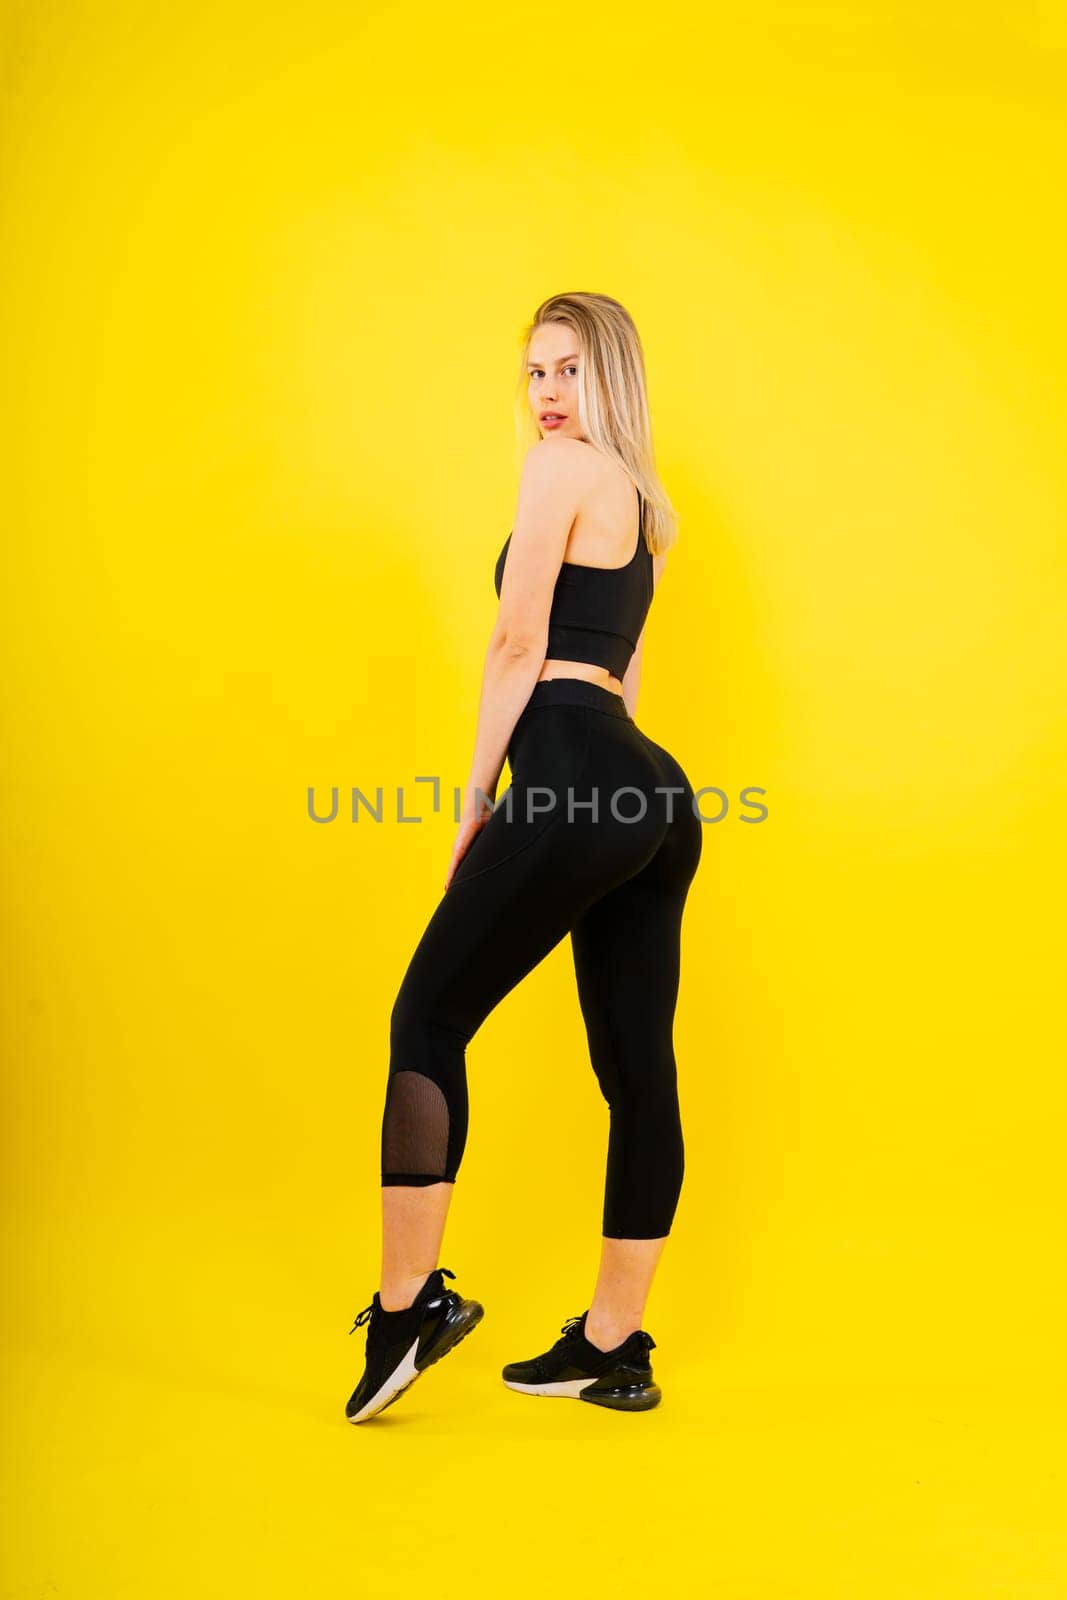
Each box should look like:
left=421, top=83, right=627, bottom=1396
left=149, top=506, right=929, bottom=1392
left=536, top=659, right=625, bottom=696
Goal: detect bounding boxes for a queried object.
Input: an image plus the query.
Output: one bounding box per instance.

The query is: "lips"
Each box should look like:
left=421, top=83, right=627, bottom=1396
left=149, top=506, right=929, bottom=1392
left=540, top=412, right=567, bottom=422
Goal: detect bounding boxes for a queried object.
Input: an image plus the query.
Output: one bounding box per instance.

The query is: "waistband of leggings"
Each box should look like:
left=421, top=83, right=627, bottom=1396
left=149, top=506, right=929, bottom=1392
left=520, top=678, right=632, bottom=720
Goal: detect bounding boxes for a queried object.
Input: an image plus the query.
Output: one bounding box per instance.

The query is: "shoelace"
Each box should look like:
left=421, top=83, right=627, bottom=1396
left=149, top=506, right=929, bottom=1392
left=557, top=1312, right=656, bottom=1353
left=348, top=1266, right=456, bottom=1335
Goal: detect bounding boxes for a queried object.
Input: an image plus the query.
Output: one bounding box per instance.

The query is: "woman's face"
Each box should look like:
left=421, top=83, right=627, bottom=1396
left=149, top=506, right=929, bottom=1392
left=527, top=323, right=584, bottom=440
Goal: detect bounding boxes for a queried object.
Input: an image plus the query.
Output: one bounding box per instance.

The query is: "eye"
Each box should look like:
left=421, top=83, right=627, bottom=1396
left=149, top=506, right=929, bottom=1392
left=564, top=366, right=577, bottom=376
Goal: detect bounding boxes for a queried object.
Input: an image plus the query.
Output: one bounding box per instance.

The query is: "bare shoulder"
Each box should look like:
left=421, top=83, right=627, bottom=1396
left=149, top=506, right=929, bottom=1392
left=520, top=435, right=602, bottom=493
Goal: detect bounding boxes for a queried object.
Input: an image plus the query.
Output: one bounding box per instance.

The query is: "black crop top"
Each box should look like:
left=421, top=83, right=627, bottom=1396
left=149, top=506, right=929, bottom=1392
left=493, top=489, right=654, bottom=680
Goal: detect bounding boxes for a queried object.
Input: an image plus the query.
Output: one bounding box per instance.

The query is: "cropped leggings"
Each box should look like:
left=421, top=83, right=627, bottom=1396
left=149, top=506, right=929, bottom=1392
left=381, top=678, right=704, bottom=1239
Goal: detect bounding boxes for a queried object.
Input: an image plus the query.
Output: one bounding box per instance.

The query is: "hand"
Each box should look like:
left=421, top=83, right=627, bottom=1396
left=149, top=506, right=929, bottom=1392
left=444, top=781, right=497, bottom=890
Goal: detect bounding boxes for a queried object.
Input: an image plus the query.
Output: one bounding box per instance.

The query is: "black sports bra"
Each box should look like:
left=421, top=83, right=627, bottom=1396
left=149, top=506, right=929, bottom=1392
left=493, top=487, right=654, bottom=681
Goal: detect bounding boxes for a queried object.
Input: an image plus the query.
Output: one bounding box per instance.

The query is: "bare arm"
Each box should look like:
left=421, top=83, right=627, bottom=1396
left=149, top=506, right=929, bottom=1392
left=465, top=439, right=586, bottom=796
left=444, top=439, right=587, bottom=887
left=464, top=634, right=546, bottom=803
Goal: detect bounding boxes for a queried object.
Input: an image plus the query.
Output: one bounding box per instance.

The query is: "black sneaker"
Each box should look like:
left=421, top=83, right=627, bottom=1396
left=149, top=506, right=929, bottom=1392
left=345, top=1266, right=484, bottom=1424
left=502, top=1310, right=661, bottom=1411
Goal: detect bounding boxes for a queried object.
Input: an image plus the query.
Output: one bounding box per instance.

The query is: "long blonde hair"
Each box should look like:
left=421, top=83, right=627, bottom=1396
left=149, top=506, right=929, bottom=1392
left=514, top=292, right=678, bottom=555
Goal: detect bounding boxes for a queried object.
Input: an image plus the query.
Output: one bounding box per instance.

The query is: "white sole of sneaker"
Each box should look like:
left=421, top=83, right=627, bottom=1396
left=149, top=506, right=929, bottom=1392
left=502, top=1377, right=597, bottom=1398
left=348, top=1336, right=421, bottom=1423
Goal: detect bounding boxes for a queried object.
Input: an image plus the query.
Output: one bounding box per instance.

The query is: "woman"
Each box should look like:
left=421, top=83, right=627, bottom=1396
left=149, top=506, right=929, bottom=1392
left=346, top=292, right=703, bottom=1422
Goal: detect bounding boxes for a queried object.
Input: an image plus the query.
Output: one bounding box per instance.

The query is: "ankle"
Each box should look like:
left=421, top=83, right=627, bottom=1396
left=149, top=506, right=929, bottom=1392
left=584, top=1315, right=641, bottom=1353
left=379, top=1269, right=434, bottom=1312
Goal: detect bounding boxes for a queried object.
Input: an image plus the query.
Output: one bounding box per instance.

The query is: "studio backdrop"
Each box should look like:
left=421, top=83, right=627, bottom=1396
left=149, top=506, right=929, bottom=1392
left=3, top=3, right=1064, bottom=1596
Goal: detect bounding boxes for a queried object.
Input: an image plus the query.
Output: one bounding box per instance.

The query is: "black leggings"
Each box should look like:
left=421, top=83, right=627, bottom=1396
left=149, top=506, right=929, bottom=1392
left=380, top=678, right=703, bottom=1238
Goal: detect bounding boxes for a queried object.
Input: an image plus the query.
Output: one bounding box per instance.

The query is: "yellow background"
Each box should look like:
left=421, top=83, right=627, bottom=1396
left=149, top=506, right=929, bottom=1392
left=3, top=2, right=1066, bottom=1594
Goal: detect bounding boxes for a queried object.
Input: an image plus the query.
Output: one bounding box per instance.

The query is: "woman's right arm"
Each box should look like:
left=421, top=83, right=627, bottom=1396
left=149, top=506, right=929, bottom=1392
left=463, top=630, right=548, bottom=808
left=444, top=440, right=586, bottom=887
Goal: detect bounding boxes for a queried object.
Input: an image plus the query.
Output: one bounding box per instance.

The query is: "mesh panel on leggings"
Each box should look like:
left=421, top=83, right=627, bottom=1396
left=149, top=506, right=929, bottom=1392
left=381, top=1070, right=450, bottom=1177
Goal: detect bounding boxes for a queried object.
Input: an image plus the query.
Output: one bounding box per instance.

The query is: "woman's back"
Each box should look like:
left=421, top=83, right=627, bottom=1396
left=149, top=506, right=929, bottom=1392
left=494, top=486, right=655, bottom=684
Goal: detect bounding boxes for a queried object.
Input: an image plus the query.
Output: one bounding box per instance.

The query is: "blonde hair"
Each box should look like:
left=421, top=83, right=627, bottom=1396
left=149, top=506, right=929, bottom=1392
left=514, top=291, right=678, bottom=555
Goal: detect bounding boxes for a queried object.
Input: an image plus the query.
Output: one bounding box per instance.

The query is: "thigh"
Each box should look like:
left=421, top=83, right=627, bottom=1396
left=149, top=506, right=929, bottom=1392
left=570, top=740, right=703, bottom=1074
left=450, top=701, right=591, bottom=886
left=391, top=707, right=614, bottom=1040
